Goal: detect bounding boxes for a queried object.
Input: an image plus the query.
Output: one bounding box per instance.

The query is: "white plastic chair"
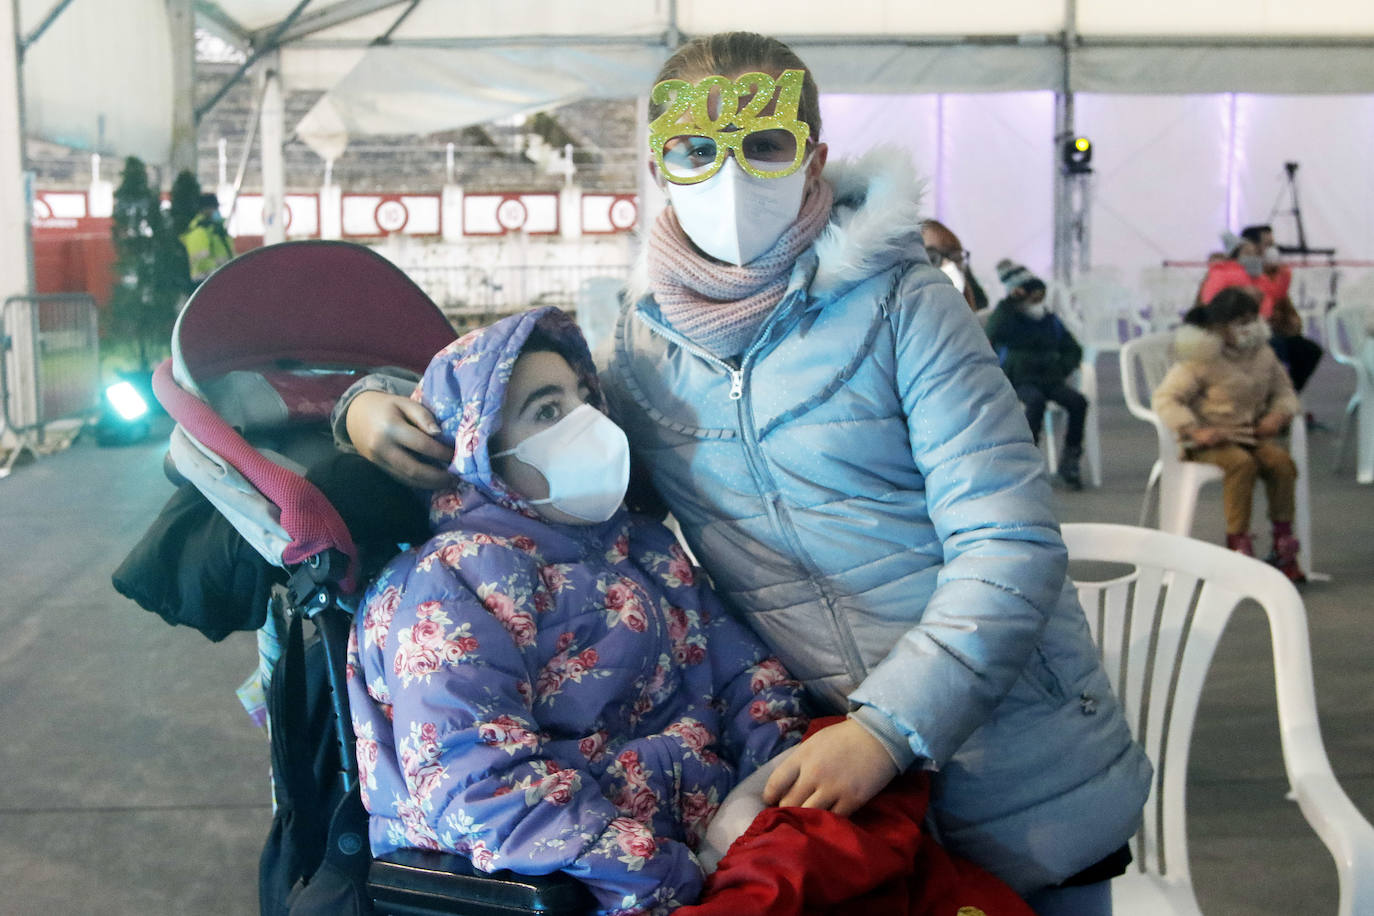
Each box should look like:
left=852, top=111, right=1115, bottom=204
left=1119, top=333, right=1322, bottom=575
left=1062, top=523, right=1374, bottom=916
left=1040, top=362, right=1102, bottom=488
left=1039, top=279, right=1116, bottom=488
left=1323, top=303, right=1374, bottom=485
left=1118, top=332, right=1224, bottom=535
left=1138, top=265, right=1205, bottom=333
left=1292, top=265, right=1338, bottom=346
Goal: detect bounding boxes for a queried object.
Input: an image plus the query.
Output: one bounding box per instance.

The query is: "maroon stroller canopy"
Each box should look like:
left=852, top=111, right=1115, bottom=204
left=176, top=241, right=457, bottom=382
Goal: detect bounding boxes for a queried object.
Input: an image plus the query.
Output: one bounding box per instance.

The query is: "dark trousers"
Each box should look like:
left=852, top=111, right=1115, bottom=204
left=1269, top=334, right=1323, bottom=392
left=1015, top=382, right=1087, bottom=449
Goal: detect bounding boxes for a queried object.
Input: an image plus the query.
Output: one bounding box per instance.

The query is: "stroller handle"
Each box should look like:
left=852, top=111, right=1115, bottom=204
left=153, top=358, right=361, bottom=592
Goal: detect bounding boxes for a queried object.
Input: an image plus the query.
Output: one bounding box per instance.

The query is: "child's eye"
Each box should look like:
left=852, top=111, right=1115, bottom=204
left=534, top=401, right=563, bottom=423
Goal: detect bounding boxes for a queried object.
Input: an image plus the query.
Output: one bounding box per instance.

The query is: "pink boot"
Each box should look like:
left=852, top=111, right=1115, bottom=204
left=1225, top=532, right=1255, bottom=557
left=1270, top=522, right=1307, bottom=584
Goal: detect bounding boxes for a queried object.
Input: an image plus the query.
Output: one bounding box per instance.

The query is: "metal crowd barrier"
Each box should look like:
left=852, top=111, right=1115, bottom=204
left=400, top=263, right=630, bottom=330
left=1, top=293, right=100, bottom=476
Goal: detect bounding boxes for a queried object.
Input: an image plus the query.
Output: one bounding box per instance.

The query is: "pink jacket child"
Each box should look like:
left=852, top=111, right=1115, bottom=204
left=346, top=307, right=807, bottom=916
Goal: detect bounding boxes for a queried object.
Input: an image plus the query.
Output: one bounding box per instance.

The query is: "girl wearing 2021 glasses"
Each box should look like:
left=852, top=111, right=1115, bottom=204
left=605, top=33, right=1149, bottom=916
left=340, top=31, right=1150, bottom=916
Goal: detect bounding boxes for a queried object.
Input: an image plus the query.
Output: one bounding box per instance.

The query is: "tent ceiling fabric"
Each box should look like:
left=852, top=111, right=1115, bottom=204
left=205, top=0, right=1374, bottom=156
left=1074, top=45, right=1374, bottom=94
left=292, top=44, right=667, bottom=160
left=19, top=0, right=1374, bottom=164
left=21, top=0, right=174, bottom=162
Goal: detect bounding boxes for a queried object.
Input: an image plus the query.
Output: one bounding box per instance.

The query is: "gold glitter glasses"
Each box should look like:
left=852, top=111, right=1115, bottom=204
left=649, top=69, right=811, bottom=185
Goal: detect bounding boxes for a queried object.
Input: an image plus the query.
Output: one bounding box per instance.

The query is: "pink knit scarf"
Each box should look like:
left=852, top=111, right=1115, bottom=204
left=646, top=179, right=834, bottom=359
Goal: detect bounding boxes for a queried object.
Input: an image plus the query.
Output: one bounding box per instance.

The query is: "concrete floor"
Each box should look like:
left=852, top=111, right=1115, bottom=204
left=1, top=352, right=1371, bottom=916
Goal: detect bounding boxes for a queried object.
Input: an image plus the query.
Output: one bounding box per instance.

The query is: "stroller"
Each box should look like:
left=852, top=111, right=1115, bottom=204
left=146, top=241, right=593, bottom=915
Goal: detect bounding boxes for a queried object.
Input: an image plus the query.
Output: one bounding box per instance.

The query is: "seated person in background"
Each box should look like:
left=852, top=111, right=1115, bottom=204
left=1198, top=228, right=1323, bottom=391
left=921, top=219, right=987, bottom=312
left=1243, top=223, right=1324, bottom=392
left=1152, top=288, right=1305, bottom=582
left=985, top=259, right=1087, bottom=490
left=347, top=307, right=807, bottom=914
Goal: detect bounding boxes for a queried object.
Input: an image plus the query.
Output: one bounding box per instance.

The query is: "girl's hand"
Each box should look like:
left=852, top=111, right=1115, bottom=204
left=346, top=390, right=453, bottom=489
left=1190, top=426, right=1225, bottom=448
left=761, top=718, right=898, bottom=817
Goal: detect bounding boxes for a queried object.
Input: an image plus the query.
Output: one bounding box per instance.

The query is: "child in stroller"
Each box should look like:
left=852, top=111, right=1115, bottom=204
left=348, top=306, right=808, bottom=913
left=138, top=241, right=1034, bottom=916
left=134, top=242, right=622, bottom=914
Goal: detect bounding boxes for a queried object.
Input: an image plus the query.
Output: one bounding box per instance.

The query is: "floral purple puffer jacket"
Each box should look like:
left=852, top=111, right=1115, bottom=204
left=346, top=308, right=807, bottom=916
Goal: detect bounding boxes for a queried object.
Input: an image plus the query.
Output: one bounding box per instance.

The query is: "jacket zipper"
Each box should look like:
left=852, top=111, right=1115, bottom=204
left=635, top=310, right=745, bottom=401
left=634, top=306, right=870, bottom=679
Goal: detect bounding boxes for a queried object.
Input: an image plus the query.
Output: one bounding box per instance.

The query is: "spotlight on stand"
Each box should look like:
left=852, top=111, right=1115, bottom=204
left=1062, top=136, right=1093, bottom=174
left=95, top=375, right=153, bottom=446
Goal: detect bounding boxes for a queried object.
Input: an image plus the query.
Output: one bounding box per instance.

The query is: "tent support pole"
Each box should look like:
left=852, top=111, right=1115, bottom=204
left=2, top=0, right=34, bottom=452
left=259, top=52, right=286, bottom=244
left=169, top=0, right=198, bottom=175
left=19, top=0, right=75, bottom=53
left=1052, top=0, right=1078, bottom=284
left=6, top=0, right=33, bottom=299
left=195, top=0, right=313, bottom=123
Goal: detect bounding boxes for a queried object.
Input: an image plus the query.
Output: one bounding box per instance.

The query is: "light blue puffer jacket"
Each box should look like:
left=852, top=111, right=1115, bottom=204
left=603, top=150, right=1152, bottom=894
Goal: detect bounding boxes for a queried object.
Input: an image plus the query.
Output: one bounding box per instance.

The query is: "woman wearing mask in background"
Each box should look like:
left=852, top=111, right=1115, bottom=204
left=1196, top=228, right=1323, bottom=392
left=341, top=32, right=1150, bottom=916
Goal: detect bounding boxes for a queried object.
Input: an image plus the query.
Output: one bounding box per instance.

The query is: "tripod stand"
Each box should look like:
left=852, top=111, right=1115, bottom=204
left=1267, top=162, right=1335, bottom=258
left=1267, top=161, right=1338, bottom=315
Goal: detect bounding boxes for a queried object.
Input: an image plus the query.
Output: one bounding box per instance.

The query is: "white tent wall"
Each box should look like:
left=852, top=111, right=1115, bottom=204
left=1075, top=95, right=1235, bottom=278
left=1079, top=92, right=1374, bottom=292
left=1227, top=95, right=1374, bottom=258
left=19, top=0, right=174, bottom=163
left=814, top=90, right=1374, bottom=305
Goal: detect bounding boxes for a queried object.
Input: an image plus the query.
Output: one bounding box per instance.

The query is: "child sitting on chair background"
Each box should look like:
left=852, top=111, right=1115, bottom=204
left=985, top=259, right=1087, bottom=489
left=1152, top=287, right=1305, bottom=581
left=346, top=307, right=807, bottom=914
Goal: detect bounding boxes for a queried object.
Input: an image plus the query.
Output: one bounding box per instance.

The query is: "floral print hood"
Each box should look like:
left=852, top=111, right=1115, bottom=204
left=347, top=310, right=807, bottom=914
left=416, top=306, right=605, bottom=522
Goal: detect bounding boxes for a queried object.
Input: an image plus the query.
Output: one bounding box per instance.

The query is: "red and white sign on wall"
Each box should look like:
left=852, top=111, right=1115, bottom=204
left=229, top=194, right=321, bottom=238
left=32, top=191, right=89, bottom=229
left=342, top=194, right=441, bottom=238
left=581, top=194, right=638, bottom=234
left=463, top=193, right=559, bottom=236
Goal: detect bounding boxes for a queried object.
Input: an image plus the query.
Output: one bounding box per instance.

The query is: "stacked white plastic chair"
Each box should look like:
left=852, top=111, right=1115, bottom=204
left=1120, top=332, right=1322, bottom=578
left=1291, top=263, right=1339, bottom=346
left=1138, top=265, right=1205, bottom=333
left=1063, top=523, right=1374, bottom=916
left=1324, top=302, right=1374, bottom=485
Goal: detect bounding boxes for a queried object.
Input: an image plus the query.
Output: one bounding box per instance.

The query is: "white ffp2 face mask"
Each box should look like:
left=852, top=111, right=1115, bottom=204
left=492, top=404, right=630, bottom=523
left=665, top=154, right=809, bottom=265
left=939, top=259, right=967, bottom=293
left=1229, top=318, right=1270, bottom=352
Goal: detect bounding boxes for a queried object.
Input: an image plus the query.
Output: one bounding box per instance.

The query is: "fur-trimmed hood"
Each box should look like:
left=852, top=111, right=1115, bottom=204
left=1171, top=323, right=1224, bottom=363
left=625, top=147, right=927, bottom=305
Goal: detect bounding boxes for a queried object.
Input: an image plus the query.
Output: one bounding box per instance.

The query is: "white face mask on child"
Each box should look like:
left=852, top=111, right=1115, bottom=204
left=1021, top=301, right=1048, bottom=321
left=1228, top=318, right=1270, bottom=352
left=492, top=404, right=630, bottom=523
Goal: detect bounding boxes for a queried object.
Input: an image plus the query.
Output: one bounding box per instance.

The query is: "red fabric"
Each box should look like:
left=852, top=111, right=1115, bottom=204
left=677, top=718, right=1034, bottom=916
left=175, top=241, right=456, bottom=381
left=1198, top=261, right=1291, bottom=319
left=153, top=359, right=360, bottom=592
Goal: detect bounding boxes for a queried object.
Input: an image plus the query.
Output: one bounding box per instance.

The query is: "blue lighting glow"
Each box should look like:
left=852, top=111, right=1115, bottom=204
left=105, top=381, right=149, bottom=421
